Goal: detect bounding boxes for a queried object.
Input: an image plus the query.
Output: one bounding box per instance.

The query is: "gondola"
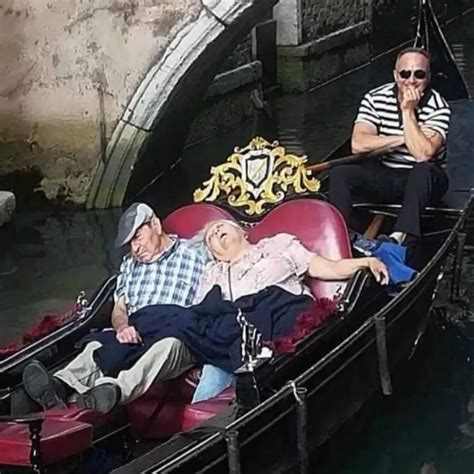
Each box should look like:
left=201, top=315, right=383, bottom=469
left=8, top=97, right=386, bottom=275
left=0, top=1, right=472, bottom=473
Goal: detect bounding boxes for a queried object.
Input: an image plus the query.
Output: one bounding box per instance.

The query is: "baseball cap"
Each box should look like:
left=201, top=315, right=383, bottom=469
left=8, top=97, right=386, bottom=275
left=115, top=202, right=155, bottom=248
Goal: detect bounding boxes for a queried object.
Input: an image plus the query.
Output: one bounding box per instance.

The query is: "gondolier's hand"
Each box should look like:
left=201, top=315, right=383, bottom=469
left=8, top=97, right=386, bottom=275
left=421, top=126, right=437, bottom=139
left=400, top=86, right=422, bottom=111
left=116, top=325, right=143, bottom=344
left=367, top=257, right=389, bottom=285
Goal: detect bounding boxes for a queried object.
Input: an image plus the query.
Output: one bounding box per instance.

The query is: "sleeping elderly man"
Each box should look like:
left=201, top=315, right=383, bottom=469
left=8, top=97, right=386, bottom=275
left=23, top=215, right=388, bottom=414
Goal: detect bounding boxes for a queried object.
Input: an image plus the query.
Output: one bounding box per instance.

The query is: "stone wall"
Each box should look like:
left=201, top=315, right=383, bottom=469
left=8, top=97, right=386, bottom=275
left=0, top=0, right=201, bottom=206
left=301, top=0, right=370, bottom=42
left=219, top=33, right=254, bottom=73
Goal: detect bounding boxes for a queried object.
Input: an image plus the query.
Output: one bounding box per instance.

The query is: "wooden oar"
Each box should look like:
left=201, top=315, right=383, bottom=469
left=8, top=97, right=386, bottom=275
left=306, top=147, right=391, bottom=173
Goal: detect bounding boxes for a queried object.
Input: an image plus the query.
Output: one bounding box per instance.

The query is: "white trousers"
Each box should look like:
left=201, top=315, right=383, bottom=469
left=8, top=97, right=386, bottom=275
left=54, top=337, right=195, bottom=403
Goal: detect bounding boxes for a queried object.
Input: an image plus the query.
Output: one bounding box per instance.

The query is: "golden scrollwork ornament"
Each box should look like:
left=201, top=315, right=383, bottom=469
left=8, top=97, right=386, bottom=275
left=193, top=136, right=320, bottom=215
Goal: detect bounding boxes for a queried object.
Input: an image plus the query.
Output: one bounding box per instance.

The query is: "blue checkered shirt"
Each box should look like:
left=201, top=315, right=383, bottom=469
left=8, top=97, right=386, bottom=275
left=115, top=237, right=208, bottom=314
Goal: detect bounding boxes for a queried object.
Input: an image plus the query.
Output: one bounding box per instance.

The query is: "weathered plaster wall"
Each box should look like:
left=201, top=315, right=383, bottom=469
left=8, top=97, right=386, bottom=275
left=301, top=0, right=370, bottom=42
left=0, top=0, right=200, bottom=205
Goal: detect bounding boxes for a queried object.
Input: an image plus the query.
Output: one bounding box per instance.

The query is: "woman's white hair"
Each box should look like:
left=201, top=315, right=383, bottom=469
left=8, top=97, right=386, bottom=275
left=190, top=219, right=244, bottom=246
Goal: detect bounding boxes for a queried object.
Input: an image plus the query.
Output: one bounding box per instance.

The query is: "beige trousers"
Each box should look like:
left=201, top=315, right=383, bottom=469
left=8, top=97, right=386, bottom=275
left=54, top=337, right=195, bottom=403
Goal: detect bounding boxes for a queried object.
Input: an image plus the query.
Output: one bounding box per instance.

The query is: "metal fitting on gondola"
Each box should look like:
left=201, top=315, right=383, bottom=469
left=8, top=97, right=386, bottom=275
left=225, top=430, right=241, bottom=474
left=75, top=291, right=91, bottom=320
left=289, top=381, right=309, bottom=474
left=374, top=315, right=393, bottom=396
left=236, top=308, right=263, bottom=371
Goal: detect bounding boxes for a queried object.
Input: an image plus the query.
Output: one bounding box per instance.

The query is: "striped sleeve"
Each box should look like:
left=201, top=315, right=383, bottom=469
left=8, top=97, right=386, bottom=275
left=422, top=101, right=451, bottom=141
left=355, top=92, right=381, bottom=129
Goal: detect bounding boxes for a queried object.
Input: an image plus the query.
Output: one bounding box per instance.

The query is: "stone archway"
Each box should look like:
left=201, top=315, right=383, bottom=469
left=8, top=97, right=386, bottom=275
left=87, top=0, right=278, bottom=209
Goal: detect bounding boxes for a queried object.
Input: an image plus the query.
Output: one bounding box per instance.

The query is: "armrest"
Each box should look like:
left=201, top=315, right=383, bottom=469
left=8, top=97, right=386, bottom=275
left=337, top=268, right=372, bottom=313
left=338, top=267, right=388, bottom=315
left=0, top=414, right=44, bottom=468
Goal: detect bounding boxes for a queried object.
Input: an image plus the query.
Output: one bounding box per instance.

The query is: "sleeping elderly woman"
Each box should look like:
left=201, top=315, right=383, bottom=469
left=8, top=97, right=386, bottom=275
left=187, top=219, right=389, bottom=402
left=195, top=219, right=388, bottom=302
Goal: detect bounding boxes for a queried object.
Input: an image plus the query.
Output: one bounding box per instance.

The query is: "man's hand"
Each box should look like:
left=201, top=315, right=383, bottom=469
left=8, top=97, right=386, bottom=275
left=400, top=86, right=421, bottom=112
left=116, top=325, right=142, bottom=344
left=367, top=257, right=389, bottom=285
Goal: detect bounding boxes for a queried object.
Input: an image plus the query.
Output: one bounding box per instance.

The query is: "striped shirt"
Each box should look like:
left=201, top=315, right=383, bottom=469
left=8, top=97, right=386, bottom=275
left=355, top=83, right=451, bottom=168
left=115, top=237, right=208, bottom=314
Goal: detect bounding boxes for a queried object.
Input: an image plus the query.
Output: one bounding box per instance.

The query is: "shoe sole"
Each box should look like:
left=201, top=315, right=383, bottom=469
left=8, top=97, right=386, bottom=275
left=23, top=360, right=67, bottom=410
left=77, top=384, right=120, bottom=414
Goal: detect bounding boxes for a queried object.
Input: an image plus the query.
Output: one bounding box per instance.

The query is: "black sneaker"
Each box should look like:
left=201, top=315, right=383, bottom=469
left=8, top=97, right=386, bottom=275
left=23, top=360, right=68, bottom=410
left=76, top=383, right=121, bottom=414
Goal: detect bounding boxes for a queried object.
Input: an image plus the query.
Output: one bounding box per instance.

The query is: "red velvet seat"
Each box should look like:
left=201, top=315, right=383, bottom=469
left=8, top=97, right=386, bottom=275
left=129, top=198, right=351, bottom=439
left=0, top=406, right=126, bottom=468
left=248, top=199, right=352, bottom=299
left=127, top=374, right=234, bottom=439
left=165, top=199, right=352, bottom=299
left=0, top=417, right=93, bottom=467
left=163, top=203, right=234, bottom=238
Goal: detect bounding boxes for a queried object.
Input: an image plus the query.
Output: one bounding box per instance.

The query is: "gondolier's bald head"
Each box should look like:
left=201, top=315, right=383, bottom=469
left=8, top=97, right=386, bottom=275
left=395, top=47, right=431, bottom=70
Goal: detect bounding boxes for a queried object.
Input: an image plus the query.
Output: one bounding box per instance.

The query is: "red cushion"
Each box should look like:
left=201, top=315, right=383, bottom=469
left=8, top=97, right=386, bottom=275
left=127, top=386, right=234, bottom=439
left=0, top=418, right=93, bottom=467
left=248, top=199, right=352, bottom=299
left=41, top=406, right=119, bottom=428
left=165, top=199, right=352, bottom=299
left=163, top=203, right=234, bottom=238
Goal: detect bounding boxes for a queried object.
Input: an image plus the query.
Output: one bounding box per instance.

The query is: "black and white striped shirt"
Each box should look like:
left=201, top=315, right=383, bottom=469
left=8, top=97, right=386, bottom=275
left=355, top=83, right=451, bottom=169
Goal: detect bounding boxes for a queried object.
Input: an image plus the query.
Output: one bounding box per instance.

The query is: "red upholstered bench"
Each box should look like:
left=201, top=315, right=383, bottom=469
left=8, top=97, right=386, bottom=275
left=127, top=368, right=235, bottom=439
left=0, top=406, right=126, bottom=469
left=127, top=198, right=351, bottom=440
left=0, top=415, right=93, bottom=468
left=164, top=199, right=351, bottom=299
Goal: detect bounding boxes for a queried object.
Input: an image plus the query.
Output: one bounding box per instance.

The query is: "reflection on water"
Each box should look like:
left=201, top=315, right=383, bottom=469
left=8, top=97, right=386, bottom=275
left=0, top=8, right=473, bottom=473
left=0, top=209, right=122, bottom=345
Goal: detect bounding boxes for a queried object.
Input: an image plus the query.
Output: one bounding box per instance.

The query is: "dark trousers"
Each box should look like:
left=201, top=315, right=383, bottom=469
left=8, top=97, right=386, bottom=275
left=328, top=160, right=449, bottom=237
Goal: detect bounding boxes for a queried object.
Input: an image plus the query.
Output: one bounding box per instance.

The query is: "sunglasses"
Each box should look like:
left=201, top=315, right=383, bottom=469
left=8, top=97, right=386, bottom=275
left=398, top=69, right=428, bottom=80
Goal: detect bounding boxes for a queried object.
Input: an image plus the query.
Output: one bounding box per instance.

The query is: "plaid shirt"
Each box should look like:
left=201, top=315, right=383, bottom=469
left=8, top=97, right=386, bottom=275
left=115, top=237, right=208, bottom=314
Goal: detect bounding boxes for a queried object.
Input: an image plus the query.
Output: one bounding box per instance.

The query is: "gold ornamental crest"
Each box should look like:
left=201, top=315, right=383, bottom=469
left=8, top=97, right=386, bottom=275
left=193, top=137, right=320, bottom=216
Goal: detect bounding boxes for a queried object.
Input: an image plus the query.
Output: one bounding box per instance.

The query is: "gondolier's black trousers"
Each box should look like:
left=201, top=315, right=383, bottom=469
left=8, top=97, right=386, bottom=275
left=328, top=160, right=449, bottom=237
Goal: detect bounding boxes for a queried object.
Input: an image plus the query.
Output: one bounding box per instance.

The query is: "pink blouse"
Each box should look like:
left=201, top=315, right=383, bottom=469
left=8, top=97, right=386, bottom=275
left=194, top=233, right=315, bottom=302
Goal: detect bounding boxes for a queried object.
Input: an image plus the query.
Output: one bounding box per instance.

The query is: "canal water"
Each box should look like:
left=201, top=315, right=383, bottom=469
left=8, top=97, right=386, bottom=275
left=0, top=8, right=473, bottom=474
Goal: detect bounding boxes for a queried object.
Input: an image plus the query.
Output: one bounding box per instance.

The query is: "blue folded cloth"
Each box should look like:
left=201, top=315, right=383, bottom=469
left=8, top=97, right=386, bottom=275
left=372, top=242, right=417, bottom=284
left=192, top=364, right=234, bottom=403
left=352, top=233, right=416, bottom=285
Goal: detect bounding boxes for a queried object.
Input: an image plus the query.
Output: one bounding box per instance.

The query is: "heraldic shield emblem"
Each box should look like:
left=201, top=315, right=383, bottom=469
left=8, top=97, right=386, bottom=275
left=194, top=137, right=320, bottom=216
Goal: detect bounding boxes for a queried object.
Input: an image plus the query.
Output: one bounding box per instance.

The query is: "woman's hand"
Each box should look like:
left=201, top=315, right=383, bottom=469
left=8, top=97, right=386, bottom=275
left=367, top=257, right=389, bottom=285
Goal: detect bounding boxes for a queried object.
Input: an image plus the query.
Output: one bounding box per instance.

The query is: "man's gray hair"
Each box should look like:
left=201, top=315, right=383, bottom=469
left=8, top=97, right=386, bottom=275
left=395, top=47, right=431, bottom=69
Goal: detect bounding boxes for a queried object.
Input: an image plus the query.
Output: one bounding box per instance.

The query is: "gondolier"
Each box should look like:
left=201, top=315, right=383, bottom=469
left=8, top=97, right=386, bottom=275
left=328, top=47, right=451, bottom=245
